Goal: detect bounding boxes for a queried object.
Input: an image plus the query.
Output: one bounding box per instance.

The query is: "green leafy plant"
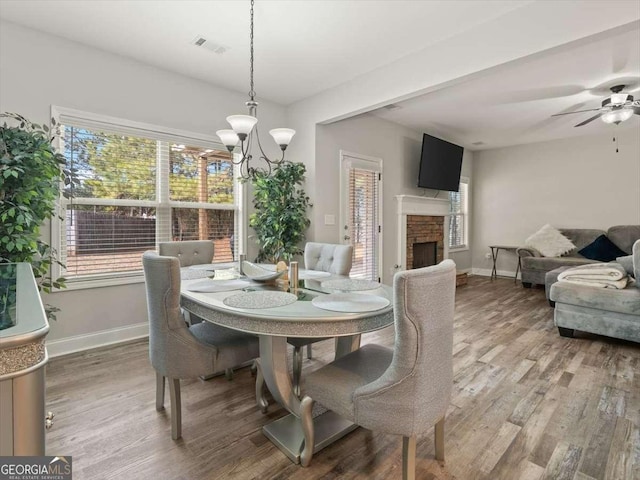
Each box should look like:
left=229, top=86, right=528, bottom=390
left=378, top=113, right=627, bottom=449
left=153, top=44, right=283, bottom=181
left=249, top=162, right=311, bottom=263
left=0, top=112, right=78, bottom=320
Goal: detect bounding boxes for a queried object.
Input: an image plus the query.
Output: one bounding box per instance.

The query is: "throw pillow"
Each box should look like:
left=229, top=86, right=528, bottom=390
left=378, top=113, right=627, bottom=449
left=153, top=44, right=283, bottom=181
left=579, top=235, right=627, bottom=262
left=616, top=255, right=634, bottom=275
left=525, top=224, right=576, bottom=257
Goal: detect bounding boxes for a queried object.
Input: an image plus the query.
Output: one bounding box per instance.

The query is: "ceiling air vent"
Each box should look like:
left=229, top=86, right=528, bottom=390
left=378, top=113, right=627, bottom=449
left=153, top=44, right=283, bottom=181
left=191, top=35, right=229, bottom=55
left=472, top=141, right=485, bottom=146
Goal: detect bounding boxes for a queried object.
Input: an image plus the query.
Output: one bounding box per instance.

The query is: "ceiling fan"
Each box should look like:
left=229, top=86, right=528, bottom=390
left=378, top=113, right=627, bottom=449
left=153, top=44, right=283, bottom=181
left=552, top=85, right=640, bottom=127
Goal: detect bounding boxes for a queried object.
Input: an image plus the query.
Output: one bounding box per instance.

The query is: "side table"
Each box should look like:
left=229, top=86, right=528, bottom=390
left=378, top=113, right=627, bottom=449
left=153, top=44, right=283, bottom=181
left=489, top=245, right=521, bottom=283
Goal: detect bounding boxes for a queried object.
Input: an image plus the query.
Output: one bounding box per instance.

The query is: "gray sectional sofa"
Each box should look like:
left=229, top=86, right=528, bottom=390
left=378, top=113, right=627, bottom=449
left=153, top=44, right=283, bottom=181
left=549, top=240, right=640, bottom=343
left=516, top=225, right=640, bottom=288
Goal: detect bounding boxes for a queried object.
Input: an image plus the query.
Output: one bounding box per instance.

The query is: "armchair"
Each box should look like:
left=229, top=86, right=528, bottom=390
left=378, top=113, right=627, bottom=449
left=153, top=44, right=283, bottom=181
left=300, top=260, right=456, bottom=478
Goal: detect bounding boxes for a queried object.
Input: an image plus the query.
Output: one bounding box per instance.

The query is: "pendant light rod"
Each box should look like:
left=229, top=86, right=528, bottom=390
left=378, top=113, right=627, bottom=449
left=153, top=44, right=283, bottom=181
left=216, top=0, right=296, bottom=180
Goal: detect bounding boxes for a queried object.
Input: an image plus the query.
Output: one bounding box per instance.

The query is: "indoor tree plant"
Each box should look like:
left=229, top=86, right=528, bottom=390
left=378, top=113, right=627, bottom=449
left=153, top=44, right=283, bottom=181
left=0, top=112, right=77, bottom=323
left=249, top=162, right=311, bottom=263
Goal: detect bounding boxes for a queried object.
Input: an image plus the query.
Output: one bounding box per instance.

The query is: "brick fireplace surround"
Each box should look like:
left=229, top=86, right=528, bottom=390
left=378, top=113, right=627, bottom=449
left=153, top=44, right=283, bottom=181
left=406, top=215, right=445, bottom=269
left=395, top=195, right=450, bottom=272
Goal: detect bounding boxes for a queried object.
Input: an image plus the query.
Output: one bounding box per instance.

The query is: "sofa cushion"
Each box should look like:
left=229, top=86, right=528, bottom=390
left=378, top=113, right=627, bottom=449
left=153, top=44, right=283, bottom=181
left=578, top=235, right=627, bottom=262
left=525, top=224, right=576, bottom=257
left=522, top=256, right=595, bottom=272
left=550, top=281, right=640, bottom=316
left=608, top=225, right=640, bottom=254
left=559, top=229, right=606, bottom=254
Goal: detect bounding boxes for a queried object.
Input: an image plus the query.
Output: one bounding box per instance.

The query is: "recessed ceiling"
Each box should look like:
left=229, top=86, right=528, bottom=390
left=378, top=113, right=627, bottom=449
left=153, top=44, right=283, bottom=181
left=0, top=0, right=531, bottom=105
left=370, top=24, right=640, bottom=149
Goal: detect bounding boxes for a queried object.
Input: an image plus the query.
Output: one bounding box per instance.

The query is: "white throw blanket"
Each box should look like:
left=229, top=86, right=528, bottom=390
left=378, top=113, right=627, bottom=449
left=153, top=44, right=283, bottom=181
left=558, top=263, right=631, bottom=289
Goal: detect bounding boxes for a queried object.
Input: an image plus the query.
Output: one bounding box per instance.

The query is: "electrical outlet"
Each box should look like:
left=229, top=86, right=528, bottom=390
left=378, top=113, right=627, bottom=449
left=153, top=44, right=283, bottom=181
left=485, top=252, right=492, bottom=259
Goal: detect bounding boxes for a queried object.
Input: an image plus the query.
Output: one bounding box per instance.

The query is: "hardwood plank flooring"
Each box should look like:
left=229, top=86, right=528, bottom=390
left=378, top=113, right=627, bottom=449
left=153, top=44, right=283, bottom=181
left=45, top=276, right=640, bottom=479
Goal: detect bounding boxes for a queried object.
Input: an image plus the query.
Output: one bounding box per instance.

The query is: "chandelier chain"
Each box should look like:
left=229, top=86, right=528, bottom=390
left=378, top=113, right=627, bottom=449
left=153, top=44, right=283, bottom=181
left=249, top=0, right=256, bottom=101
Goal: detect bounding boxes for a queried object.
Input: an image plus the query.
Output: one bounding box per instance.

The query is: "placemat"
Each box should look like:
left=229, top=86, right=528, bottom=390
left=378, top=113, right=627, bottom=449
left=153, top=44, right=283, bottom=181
left=311, top=293, right=390, bottom=313
left=321, top=278, right=381, bottom=291
left=181, top=269, right=212, bottom=280
left=223, top=291, right=298, bottom=309
left=186, top=279, right=252, bottom=293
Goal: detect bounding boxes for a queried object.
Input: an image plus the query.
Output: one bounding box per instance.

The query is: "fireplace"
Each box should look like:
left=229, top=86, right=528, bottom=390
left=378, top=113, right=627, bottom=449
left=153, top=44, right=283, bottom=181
left=412, top=241, right=437, bottom=269
left=395, top=195, right=450, bottom=271
left=405, top=215, right=444, bottom=270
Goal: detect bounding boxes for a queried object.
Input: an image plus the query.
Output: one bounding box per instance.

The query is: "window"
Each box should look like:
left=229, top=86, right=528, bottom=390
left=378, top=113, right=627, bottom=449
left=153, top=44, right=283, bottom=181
left=52, top=108, right=242, bottom=286
left=448, top=178, right=469, bottom=250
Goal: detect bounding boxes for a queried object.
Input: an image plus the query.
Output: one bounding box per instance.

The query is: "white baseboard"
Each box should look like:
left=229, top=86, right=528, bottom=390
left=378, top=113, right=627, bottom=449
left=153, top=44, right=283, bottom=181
left=472, top=267, right=520, bottom=279
left=457, top=268, right=472, bottom=274
left=46, top=322, right=149, bottom=358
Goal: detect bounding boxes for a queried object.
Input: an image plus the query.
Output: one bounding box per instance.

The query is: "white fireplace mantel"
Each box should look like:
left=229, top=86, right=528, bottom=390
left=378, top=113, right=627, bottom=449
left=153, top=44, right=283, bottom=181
left=395, top=195, right=450, bottom=271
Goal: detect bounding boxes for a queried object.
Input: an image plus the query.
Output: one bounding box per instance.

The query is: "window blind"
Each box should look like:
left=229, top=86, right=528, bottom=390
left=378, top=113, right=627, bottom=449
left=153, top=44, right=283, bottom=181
left=347, top=168, right=380, bottom=280
left=449, top=182, right=468, bottom=249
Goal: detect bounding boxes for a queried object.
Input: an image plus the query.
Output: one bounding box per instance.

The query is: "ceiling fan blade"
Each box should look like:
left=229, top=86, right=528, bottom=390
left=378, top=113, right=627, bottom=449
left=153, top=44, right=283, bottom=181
left=574, top=113, right=604, bottom=127
left=551, top=108, right=601, bottom=117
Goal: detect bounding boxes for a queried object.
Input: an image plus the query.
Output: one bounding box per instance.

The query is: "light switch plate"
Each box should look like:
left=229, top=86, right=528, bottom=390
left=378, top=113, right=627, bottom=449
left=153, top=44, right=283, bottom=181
left=324, top=214, right=336, bottom=225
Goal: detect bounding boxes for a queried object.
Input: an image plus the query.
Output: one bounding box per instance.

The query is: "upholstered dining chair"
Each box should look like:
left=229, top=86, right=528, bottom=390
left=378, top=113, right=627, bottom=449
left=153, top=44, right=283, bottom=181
left=142, top=251, right=260, bottom=440
left=158, top=240, right=214, bottom=267
left=299, top=260, right=456, bottom=479
left=287, top=242, right=353, bottom=397
left=158, top=240, right=258, bottom=380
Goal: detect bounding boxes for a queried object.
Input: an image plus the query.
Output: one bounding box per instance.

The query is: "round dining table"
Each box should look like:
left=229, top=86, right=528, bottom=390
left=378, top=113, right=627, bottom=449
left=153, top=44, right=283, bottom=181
left=179, top=266, right=394, bottom=465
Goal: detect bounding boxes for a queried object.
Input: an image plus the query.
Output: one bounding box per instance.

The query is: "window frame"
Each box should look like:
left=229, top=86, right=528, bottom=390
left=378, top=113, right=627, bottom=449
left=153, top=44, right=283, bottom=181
left=50, top=106, right=245, bottom=290
left=448, top=176, right=470, bottom=252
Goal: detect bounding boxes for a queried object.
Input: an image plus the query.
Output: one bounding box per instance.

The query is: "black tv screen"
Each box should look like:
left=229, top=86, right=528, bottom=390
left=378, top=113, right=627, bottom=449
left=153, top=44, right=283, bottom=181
left=417, top=133, right=464, bottom=192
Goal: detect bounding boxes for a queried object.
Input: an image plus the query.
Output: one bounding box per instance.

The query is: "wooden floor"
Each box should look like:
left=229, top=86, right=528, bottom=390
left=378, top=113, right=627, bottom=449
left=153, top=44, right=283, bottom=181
left=45, top=276, right=640, bottom=480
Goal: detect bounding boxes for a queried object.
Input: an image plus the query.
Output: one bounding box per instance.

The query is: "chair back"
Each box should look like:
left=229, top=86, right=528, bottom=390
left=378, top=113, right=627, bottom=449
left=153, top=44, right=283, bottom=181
left=158, top=240, right=214, bottom=267
left=354, top=259, right=456, bottom=436
left=304, top=242, right=353, bottom=275
left=142, top=251, right=215, bottom=378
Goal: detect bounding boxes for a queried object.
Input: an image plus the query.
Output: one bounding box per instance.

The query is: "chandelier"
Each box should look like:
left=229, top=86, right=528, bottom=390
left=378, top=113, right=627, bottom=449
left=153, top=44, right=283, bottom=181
left=216, top=0, right=295, bottom=179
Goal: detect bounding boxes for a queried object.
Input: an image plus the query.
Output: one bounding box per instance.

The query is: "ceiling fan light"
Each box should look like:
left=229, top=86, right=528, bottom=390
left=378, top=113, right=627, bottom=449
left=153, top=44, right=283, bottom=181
left=602, top=108, right=634, bottom=124
left=610, top=93, right=628, bottom=106
left=226, top=115, right=258, bottom=136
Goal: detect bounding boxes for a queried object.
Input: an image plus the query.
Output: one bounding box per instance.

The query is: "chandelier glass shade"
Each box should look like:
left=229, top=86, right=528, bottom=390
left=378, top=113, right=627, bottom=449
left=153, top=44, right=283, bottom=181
left=216, top=0, right=295, bottom=179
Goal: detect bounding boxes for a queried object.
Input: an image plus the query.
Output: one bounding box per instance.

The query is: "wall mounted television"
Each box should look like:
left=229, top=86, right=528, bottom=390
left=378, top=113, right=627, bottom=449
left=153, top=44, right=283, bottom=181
left=417, top=133, right=464, bottom=192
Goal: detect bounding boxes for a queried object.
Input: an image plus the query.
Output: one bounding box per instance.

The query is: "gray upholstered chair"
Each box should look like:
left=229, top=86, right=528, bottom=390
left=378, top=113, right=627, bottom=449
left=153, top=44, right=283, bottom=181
left=142, top=251, right=259, bottom=440
left=299, top=260, right=456, bottom=478
left=287, top=242, right=353, bottom=397
left=158, top=240, right=215, bottom=267
left=158, top=240, right=257, bottom=380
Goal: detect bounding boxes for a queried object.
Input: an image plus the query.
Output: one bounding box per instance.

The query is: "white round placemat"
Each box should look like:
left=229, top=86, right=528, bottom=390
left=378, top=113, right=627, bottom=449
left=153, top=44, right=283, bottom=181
left=186, top=279, right=252, bottom=293
left=321, top=278, right=381, bottom=291
left=188, top=263, right=217, bottom=271
left=311, top=293, right=390, bottom=313
left=181, top=269, right=212, bottom=280
left=223, top=291, right=298, bottom=309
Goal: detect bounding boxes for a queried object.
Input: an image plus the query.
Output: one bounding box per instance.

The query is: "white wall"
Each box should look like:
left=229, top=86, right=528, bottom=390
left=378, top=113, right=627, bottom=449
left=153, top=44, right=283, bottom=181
left=0, top=20, right=286, bottom=351
left=285, top=2, right=639, bottom=249
left=315, top=114, right=473, bottom=284
left=472, top=128, right=640, bottom=275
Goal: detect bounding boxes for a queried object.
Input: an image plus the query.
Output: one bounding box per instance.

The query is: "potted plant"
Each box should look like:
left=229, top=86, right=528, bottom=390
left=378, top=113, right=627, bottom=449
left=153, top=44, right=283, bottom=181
left=249, top=162, right=311, bottom=263
left=0, top=112, right=77, bottom=322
